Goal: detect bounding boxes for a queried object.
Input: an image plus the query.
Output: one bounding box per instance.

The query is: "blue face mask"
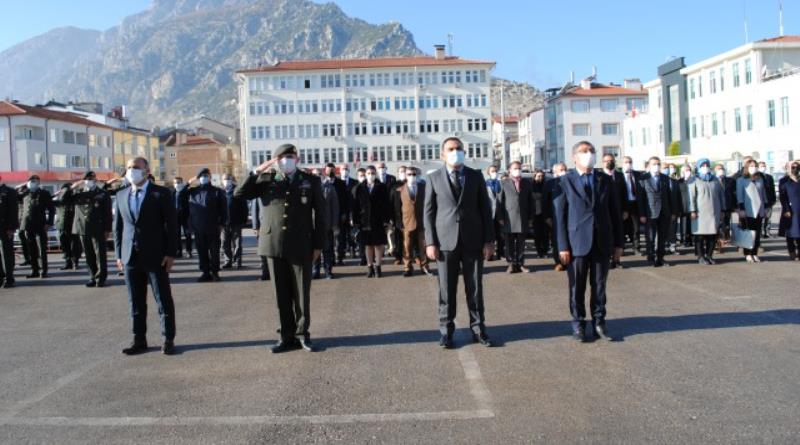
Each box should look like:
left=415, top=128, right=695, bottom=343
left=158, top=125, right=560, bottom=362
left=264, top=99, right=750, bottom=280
left=446, top=150, right=465, bottom=166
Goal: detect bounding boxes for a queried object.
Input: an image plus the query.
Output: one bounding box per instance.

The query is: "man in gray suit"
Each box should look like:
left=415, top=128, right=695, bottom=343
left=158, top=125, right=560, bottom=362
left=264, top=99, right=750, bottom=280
left=496, top=161, right=534, bottom=273
left=637, top=156, right=676, bottom=267
left=424, top=137, right=495, bottom=349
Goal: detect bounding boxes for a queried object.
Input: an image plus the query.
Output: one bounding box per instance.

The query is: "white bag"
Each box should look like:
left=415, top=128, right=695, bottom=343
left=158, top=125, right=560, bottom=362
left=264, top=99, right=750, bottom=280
left=731, top=223, right=756, bottom=250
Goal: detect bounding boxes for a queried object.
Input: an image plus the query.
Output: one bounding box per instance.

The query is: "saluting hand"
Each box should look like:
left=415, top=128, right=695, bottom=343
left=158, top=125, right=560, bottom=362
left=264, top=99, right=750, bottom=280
left=255, top=158, right=278, bottom=174
left=162, top=256, right=175, bottom=273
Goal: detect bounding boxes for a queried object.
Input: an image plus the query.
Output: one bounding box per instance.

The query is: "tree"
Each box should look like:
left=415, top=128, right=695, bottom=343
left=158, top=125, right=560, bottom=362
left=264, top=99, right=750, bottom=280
left=668, top=141, right=680, bottom=157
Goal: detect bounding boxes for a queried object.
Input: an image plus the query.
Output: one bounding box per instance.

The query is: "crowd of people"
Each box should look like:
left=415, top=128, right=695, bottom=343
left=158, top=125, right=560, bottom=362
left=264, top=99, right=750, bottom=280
left=0, top=138, right=798, bottom=354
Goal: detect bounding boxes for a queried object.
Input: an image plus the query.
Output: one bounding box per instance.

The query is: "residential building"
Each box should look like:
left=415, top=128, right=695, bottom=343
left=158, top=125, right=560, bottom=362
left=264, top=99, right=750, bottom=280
left=544, top=76, right=647, bottom=168
left=162, top=131, right=242, bottom=183
left=624, top=35, right=800, bottom=171
left=517, top=108, right=545, bottom=169
left=0, top=100, right=114, bottom=190
left=492, top=115, right=519, bottom=167
left=235, top=45, right=495, bottom=174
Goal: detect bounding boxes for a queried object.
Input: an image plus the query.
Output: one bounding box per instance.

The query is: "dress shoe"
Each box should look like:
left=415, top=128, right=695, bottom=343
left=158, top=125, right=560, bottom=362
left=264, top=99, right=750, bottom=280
left=706, top=256, right=716, bottom=265
left=698, top=256, right=711, bottom=265
left=122, top=341, right=148, bottom=355
left=222, top=262, right=233, bottom=269
left=752, top=255, right=762, bottom=263
left=439, top=335, right=454, bottom=349
left=197, top=274, right=212, bottom=282
left=271, top=339, right=299, bottom=354
left=236, top=263, right=243, bottom=270
left=609, top=261, right=617, bottom=270
left=299, top=336, right=315, bottom=352
left=472, top=333, right=493, bottom=347
left=26, top=271, right=41, bottom=279
left=162, top=341, right=176, bottom=355
left=519, top=266, right=531, bottom=273
left=654, top=259, right=664, bottom=267
left=572, top=326, right=587, bottom=343
left=96, top=280, right=107, bottom=288
left=3, top=280, right=15, bottom=288
left=85, top=280, right=97, bottom=288
left=594, top=324, right=613, bottom=341
left=614, top=261, right=624, bottom=269
left=211, top=273, right=221, bottom=282
left=39, top=272, right=48, bottom=279
left=403, top=269, right=413, bottom=277
left=366, top=266, right=375, bottom=278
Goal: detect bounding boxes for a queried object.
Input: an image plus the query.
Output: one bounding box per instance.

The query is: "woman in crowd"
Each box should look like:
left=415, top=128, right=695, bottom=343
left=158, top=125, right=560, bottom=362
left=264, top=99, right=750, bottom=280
left=736, top=159, right=767, bottom=263
left=530, top=169, right=549, bottom=258
left=352, top=165, right=390, bottom=277
left=778, top=160, right=800, bottom=260
left=688, top=158, right=723, bottom=265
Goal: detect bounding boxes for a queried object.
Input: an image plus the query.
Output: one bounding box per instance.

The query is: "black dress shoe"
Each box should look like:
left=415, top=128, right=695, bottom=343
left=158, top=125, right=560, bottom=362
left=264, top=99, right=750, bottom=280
left=654, top=259, right=664, bottom=267
left=312, top=271, right=321, bottom=280
left=162, top=341, right=176, bottom=355
left=260, top=274, right=269, bottom=281
left=421, top=267, right=433, bottom=276
left=594, top=324, right=613, bottom=341
left=122, top=341, right=148, bottom=355
left=271, top=339, right=299, bottom=354
left=572, top=326, right=587, bottom=343
left=3, top=280, right=15, bottom=288
left=85, top=280, right=97, bottom=288
left=472, top=333, right=493, bottom=347
left=403, top=269, right=413, bottom=277
left=439, top=335, right=454, bottom=349
left=96, top=280, right=106, bottom=288
left=211, top=273, right=221, bottom=282
left=39, top=272, right=48, bottom=279
left=198, top=274, right=212, bottom=282
left=706, top=256, right=716, bottom=265
left=236, top=263, right=243, bottom=270
left=26, top=271, right=40, bottom=279
left=299, top=336, right=315, bottom=352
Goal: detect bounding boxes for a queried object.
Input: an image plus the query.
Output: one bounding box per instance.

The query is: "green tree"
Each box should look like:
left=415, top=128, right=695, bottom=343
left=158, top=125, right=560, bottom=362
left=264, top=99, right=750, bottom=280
left=668, top=141, right=680, bottom=157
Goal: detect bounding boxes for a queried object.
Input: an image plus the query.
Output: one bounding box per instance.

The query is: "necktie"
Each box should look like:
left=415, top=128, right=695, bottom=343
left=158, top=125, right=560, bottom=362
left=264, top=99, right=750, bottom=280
left=583, top=174, right=592, bottom=197
left=628, top=173, right=636, bottom=197
left=450, top=170, right=462, bottom=198
left=133, top=189, right=141, bottom=220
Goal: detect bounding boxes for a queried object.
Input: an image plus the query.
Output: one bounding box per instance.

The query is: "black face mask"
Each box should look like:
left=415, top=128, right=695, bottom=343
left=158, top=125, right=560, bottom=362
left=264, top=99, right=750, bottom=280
left=792, top=167, right=800, bottom=176
left=605, top=161, right=615, bottom=170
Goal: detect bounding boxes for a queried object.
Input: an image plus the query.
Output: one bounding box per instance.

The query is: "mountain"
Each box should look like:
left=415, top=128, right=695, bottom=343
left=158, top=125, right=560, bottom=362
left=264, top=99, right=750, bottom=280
left=0, top=0, right=542, bottom=128
left=491, top=78, right=545, bottom=118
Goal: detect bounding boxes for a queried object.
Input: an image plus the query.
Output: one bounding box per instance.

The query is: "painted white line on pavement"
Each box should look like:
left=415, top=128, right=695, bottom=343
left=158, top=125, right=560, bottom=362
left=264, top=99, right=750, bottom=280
left=0, top=410, right=495, bottom=427
left=457, top=347, right=494, bottom=412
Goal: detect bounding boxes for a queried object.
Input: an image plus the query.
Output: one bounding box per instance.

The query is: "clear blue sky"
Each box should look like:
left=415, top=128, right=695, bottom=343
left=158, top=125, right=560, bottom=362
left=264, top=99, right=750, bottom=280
left=1, top=0, right=797, bottom=89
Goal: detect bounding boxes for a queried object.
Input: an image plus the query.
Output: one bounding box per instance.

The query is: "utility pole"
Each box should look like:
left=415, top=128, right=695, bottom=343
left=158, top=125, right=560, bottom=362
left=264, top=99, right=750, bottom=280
left=500, top=80, right=508, bottom=170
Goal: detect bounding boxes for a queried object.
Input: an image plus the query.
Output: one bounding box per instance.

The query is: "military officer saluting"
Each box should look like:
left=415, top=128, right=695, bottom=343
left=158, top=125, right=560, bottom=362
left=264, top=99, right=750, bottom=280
left=16, top=175, right=55, bottom=278
left=71, top=171, right=113, bottom=288
left=235, top=143, right=326, bottom=353
left=0, top=174, right=19, bottom=288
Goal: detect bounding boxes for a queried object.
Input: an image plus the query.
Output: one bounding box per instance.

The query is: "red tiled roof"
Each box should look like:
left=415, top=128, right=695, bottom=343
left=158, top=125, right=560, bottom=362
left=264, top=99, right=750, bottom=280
left=757, top=35, right=800, bottom=43
left=183, top=136, right=220, bottom=146
left=564, top=84, right=646, bottom=97
left=0, top=101, right=113, bottom=129
left=237, top=56, right=494, bottom=73
left=492, top=115, right=520, bottom=123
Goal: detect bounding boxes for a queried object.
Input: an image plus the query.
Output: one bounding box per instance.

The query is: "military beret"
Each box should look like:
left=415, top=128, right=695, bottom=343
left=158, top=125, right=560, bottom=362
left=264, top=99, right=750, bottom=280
left=83, top=171, right=96, bottom=180
left=197, top=167, right=210, bottom=178
left=28, top=175, right=40, bottom=181
left=274, top=143, right=297, bottom=158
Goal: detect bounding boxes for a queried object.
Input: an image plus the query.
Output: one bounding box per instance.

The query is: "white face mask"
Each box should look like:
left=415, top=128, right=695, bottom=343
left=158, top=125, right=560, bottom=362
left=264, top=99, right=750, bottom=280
left=278, top=157, right=297, bottom=174
left=174, top=183, right=185, bottom=191
left=366, top=173, right=376, bottom=183
left=747, top=166, right=758, bottom=176
left=340, top=171, right=349, bottom=180
left=27, top=181, right=39, bottom=191
left=126, top=167, right=145, bottom=185
left=650, top=165, right=661, bottom=176
left=682, top=170, right=692, bottom=180
left=358, top=176, right=366, bottom=183
left=510, top=169, right=521, bottom=178
left=397, top=172, right=405, bottom=181
left=622, top=163, right=632, bottom=172
left=699, top=166, right=710, bottom=176
left=377, top=168, right=387, bottom=176
left=758, top=166, right=766, bottom=173
left=446, top=150, right=465, bottom=166
left=84, top=180, right=96, bottom=189
left=489, top=172, right=498, bottom=180
left=198, top=176, right=210, bottom=185
left=554, top=170, right=565, bottom=178
left=715, top=169, right=725, bottom=178
left=407, top=175, right=417, bottom=185
left=576, top=152, right=595, bottom=169
left=667, top=167, right=675, bottom=175
left=222, top=179, right=233, bottom=188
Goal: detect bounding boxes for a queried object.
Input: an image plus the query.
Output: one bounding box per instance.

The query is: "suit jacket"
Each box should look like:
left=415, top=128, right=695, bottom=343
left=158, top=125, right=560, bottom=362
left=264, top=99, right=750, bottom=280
left=763, top=173, right=777, bottom=206
left=223, top=187, right=250, bottom=226
left=187, top=184, right=227, bottom=234
left=424, top=166, right=493, bottom=252
left=235, top=170, right=325, bottom=260
left=333, top=177, right=351, bottom=222
left=320, top=179, right=340, bottom=232
left=553, top=169, right=623, bottom=257
left=398, top=182, right=425, bottom=232
left=71, top=186, right=112, bottom=237
left=0, top=185, right=19, bottom=232
left=637, top=173, right=674, bottom=219
left=171, top=187, right=190, bottom=226
left=114, top=183, right=178, bottom=270
left=497, top=177, right=534, bottom=234
left=604, top=169, right=627, bottom=216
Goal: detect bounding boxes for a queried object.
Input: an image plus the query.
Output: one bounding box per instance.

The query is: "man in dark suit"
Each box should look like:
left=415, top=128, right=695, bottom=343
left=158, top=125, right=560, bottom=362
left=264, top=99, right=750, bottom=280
left=17, top=175, right=55, bottom=278
left=332, top=163, right=353, bottom=264
left=171, top=177, right=192, bottom=258
left=221, top=173, right=248, bottom=269
left=70, top=171, right=113, bottom=287
left=187, top=168, right=227, bottom=282
left=758, top=161, right=777, bottom=238
left=235, top=144, right=325, bottom=353
left=496, top=161, right=534, bottom=273
left=376, top=161, right=399, bottom=260
left=545, top=163, right=567, bottom=271
left=553, top=141, right=623, bottom=342
left=389, top=165, right=407, bottom=265
left=601, top=154, right=627, bottom=269
left=0, top=175, right=19, bottom=288
left=620, top=157, right=643, bottom=255
left=424, top=137, right=495, bottom=349
left=638, top=156, right=676, bottom=267
left=114, top=157, right=178, bottom=355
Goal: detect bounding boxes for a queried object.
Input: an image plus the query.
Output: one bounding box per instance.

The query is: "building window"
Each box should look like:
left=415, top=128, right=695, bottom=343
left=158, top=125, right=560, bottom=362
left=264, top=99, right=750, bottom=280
left=62, top=130, right=75, bottom=144
left=603, top=146, right=620, bottom=158
left=691, top=117, right=697, bottom=138
left=51, top=154, right=67, bottom=168
left=0, top=128, right=5, bottom=142
left=572, top=123, right=590, bottom=136
left=744, top=59, right=752, bottom=84
left=767, top=100, right=776, bottom=127
left=733, top=62, right=740, bottom=87
left=746, top=105, right=753, bottom=131
left=719, top=67, right=725, bottom=91
left=70, top=155, right=85, bottom=168
left=781, top=96, right=790, bottom=125
left=601, top=123, right=619, bottom=135
left=734, top=108, right=742, bottom=132
left=33, top=152, right=44, bottom=166
left=722, top=111, right=727, bottom=134
left=711, top=112, right=718, bottom=136
left=49, top=128, right=57, bottom=143
left=709, top=71, right=716, bottom=94
left=570, top=100, right=589, bottom=113
left=76, top=132, right=87, bottom=145
left=169, top=152, right=177, bottom=159
left=600, top=99, right=618, bottom=112
left=626, top=98, right=645, bottom=112
left=698, top=75, right=703, bottom=97
left=689, top=78, right=696, bottom=99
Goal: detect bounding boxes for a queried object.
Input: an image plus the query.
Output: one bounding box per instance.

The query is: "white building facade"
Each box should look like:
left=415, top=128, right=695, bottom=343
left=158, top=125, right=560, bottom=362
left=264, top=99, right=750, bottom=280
left=544, top=79, right=647, bottom=168
left=624, top=36, right=800, bottom=171
left=236, top=47, right=495, bottom=174
left=517, top=108, right=545, bottom=169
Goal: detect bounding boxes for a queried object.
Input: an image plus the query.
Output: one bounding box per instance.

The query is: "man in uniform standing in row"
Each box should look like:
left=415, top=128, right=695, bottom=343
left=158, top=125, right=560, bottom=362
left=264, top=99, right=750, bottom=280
left=53, top=183, right=82, bottom=270
left=71, top=171, right=112, bottom=288
left=235, top=144, right=325, bottom=353
left=17, top=175, right=55, bottom=278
